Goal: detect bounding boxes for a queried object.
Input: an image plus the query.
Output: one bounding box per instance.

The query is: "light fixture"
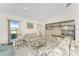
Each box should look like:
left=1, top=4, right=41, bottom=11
left=66, top=3, right=72, bottom=7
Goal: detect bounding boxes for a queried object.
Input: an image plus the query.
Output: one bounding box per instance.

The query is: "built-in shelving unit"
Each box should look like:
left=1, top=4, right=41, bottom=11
left=45, top=20, right=75, bottom=40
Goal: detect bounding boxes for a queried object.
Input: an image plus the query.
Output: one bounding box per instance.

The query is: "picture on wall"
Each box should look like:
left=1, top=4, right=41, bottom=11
left=27, top=22, right=34, bottom=29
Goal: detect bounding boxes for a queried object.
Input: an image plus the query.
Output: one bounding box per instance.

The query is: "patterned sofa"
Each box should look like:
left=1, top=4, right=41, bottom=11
left=23, top=33, right=45, bottom=46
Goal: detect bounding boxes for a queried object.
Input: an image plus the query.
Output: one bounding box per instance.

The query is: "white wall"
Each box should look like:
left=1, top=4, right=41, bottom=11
left=0, top=12, right=43, bottom=44
left=0, top=13, right=8, bottom=44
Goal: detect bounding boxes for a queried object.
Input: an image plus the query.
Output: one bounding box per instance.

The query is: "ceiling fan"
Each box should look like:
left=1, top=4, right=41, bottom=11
left=66, top=3, right=72, bottom=7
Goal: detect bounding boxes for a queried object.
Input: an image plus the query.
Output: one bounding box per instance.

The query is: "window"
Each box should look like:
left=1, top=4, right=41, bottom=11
left=9, top=20, right=20, bottom=40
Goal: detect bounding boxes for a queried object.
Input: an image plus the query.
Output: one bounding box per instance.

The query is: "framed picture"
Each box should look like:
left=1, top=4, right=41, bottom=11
left=27, top=22, right=34, bottom=29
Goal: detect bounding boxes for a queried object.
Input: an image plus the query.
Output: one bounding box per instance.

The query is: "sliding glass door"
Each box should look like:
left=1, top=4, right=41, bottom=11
left=8, top=20, right=20, bottom=43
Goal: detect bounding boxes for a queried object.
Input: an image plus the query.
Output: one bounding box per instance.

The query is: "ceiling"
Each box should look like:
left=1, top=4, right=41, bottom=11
left=0, top=3, right=67, bottom=21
